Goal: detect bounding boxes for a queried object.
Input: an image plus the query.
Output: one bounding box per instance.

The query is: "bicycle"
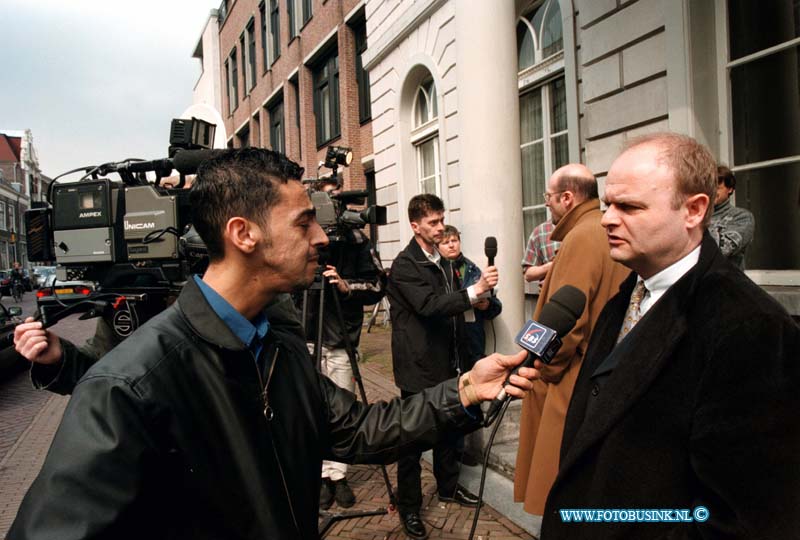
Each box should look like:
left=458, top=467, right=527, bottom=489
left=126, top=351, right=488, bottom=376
left=11, top=279, right=24, bottom=303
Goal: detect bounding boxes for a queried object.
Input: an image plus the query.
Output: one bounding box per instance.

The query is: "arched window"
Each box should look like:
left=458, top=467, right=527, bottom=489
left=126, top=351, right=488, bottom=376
left=517, top=0, right=567, bottom=243
left=517, top=0, right=563, bottom=72
left=411, top=76, right=440, bottom=195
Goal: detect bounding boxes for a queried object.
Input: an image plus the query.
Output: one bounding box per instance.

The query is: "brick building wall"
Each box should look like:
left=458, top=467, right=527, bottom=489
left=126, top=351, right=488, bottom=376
left=218, top=0, right=373, bottom=193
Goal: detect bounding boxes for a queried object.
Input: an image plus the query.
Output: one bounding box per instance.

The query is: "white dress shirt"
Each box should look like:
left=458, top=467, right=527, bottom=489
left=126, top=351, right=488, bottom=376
left=638, top=245, right=702, bottom=316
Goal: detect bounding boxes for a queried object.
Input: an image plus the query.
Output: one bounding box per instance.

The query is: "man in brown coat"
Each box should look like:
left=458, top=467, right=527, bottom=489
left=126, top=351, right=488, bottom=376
left=514, top=164, right=628, bottom=516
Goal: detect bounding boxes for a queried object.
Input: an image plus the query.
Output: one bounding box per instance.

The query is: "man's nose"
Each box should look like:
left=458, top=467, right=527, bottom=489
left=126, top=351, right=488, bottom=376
left=311, top=222, right=329, bottom=247
left=600, top=206, right=617, bottom=228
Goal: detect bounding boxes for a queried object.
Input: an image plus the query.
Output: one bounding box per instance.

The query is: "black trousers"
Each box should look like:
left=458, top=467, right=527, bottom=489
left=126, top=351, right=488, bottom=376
left=396, top=389, right=461, bottom=516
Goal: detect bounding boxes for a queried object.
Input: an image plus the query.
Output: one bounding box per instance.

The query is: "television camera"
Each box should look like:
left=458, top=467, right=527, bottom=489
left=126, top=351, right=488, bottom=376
left=304, top=145, right=387, bottom=244
left=23, top=118, right=218, bottom=340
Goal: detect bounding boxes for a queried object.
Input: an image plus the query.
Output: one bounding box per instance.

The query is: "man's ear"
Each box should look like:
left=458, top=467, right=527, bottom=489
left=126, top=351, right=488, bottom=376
left=410, top=221, right=420, bottom=235
left=561, top=190, right=574, bottom=208
left=684, top=193, right=710, bottom=229
left=225, top=217, right=258, bottom=254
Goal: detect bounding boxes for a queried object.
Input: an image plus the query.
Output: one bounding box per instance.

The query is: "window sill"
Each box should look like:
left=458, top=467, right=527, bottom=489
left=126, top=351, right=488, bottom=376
left=316, top=134, right=341, bottom=150
left=359, top=116, right=372, bottom=126
left=745, top=270, right=800, bottom=287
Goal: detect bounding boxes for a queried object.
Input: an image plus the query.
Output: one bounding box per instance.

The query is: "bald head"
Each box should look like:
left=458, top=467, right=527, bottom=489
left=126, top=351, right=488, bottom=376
left=551, top=163, right=598, bottom=203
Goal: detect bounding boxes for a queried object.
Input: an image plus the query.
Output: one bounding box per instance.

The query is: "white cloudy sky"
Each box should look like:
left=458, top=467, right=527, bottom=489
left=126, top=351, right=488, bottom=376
left=0, top=0, right=218, bottom=177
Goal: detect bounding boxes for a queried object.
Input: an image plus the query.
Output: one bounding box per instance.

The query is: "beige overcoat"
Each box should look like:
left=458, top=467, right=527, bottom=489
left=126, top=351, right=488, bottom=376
left=514, top=199, right=629, bottom=515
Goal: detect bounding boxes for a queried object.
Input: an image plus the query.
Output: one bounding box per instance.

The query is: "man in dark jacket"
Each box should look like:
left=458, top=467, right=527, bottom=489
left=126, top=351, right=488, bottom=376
left=8, top=148, right=536, bottom=540
left=540, top=133, right=800, bottom=539
left=387, top=194, right=498, bottom=539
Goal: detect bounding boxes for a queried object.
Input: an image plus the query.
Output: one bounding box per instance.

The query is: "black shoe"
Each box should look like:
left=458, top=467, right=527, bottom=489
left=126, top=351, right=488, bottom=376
left=438, top=486, right=479, bottom=507
left=401, top=512, right=428, bottom=540
left=320, top=478, right=335, bottom=510
left=458, top=450, right=482, bottom=467
left=333, top=478, right=356, bottom=508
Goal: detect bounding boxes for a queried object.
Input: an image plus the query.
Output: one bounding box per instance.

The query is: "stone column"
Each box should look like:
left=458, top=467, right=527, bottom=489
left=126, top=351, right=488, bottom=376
left=455, top=0, right=524, bottom=354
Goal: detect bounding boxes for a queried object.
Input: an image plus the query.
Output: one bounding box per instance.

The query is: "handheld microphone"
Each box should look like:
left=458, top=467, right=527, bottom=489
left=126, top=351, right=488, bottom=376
left=483, top=285, right=586, bottom=425
left=484, top=236, right=497, bottom=266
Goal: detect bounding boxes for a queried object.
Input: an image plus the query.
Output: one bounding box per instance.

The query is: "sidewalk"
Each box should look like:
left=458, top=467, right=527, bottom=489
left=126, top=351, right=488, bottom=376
left=0, top=392, right=68, bottom=537
left=0, top=325, right=536, bottom=540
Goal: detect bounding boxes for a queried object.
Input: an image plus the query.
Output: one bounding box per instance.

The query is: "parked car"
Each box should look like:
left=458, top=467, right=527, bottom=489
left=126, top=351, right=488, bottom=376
left=0, top=303, right=26, bottom=378
left=36, top=280, right=95, bottom=305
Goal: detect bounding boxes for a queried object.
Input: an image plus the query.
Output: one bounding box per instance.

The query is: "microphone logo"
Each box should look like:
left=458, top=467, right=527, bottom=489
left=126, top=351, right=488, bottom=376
left=515, top=320, right=558, bottom=357
left=520, top=326, right=545, bottom=347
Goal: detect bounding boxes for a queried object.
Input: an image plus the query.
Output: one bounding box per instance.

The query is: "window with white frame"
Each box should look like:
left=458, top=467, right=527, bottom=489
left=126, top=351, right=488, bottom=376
left=247, top=18, right=257, bottom=90
left=723, top=0, right=800, bottom=270
left=288, top=0, right=312, bottom=39
left=270, top=0, right=281, bottom=62
left=517, top=0, right=567, bottom=242
left=8, top=204, right=15, bottom=232
left=411, top=76, right=440, bottom=195
left=0, top=203, right=6, bottom=232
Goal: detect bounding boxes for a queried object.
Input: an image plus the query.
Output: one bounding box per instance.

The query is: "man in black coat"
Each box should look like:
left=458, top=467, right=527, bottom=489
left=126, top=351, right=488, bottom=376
left=387, top=194, right=498, bottom=539
left=9, top=149, right=537, bottom=540
left=540, top=133, right=800, bottom=539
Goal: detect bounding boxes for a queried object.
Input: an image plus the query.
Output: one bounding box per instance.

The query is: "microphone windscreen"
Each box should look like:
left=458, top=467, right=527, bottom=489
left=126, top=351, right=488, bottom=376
left=538, top=285, right=586, bottom=337
left=172, top=149, right=226, bottom=174
left=484, top=236, right=498, bottom=259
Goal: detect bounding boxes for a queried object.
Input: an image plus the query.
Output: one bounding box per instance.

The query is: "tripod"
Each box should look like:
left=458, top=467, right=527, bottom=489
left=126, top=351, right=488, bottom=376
left=301, top=269, right=397, bottom=537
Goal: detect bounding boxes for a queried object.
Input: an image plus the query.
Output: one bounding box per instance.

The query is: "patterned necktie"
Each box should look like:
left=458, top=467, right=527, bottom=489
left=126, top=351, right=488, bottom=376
left=617, top=280, right=647, bottom=343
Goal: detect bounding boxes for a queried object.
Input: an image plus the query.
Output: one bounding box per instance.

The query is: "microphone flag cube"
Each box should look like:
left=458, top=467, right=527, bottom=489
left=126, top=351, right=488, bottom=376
left=515, top=320, right=562, bottom=365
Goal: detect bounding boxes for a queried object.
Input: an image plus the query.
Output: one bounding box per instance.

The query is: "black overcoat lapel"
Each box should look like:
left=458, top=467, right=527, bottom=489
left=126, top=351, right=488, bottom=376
left=556, top=234, right=719, bottom=481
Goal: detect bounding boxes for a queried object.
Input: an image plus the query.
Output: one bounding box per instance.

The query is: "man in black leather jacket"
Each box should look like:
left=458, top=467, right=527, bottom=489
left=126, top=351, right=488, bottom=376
left=8, top=148, right=535, bottom=540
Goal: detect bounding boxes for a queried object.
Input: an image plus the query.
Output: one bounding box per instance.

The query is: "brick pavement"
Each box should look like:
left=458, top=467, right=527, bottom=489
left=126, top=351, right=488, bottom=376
left=0, top=392, right=67, bottom=536
left=322, top=362, right=536, bottom=540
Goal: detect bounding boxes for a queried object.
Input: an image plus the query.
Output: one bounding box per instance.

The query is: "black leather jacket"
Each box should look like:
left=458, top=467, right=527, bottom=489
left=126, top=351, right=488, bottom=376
left=29, top=292, right=305, bottom=395
left=10, top=278, right=479, bottom=540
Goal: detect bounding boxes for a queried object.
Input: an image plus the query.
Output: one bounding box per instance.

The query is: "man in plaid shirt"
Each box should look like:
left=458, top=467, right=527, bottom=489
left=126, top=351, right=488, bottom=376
left=521, top=220, right=560, bottom=283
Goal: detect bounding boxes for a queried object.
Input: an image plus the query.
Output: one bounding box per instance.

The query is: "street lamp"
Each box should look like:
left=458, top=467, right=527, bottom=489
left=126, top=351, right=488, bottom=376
left=10, top=182, right=22, bottom=267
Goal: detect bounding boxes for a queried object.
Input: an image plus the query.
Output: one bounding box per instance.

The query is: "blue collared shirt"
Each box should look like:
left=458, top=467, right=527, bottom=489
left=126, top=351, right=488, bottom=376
left=193, top=275, right=270, bottom=362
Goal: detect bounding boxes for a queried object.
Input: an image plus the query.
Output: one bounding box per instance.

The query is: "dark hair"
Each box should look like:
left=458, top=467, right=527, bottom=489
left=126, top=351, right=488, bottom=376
left=190, top=148, right=305, bottom=261
left=442, top=224, right=460, bottom=239
left=408, top=193, right=445, bottom=223
left=717, top=165, right=735, bottom=189
left=555, top=174, right=598, bottom=200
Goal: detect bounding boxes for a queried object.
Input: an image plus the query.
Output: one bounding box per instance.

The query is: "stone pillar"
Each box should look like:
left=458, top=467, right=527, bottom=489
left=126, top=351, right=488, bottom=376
left=455, top=0, right=524, bottom=354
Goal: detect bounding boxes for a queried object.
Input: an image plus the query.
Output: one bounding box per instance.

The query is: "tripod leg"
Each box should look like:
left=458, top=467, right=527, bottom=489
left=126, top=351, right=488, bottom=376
left=366, top=301, right=379, bottom=333
left=327, top=281, right=398, bottom=511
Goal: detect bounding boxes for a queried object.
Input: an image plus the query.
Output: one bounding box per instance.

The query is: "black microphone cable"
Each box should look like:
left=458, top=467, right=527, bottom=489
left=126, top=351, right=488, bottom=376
left=465, top=285, right=586, bottom=540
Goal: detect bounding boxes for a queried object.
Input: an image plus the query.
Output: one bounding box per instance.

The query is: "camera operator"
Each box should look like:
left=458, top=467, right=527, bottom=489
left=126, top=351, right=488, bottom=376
left=8, top=148, right=537, bottom=540
left=300, top=177, right=387, bottom=510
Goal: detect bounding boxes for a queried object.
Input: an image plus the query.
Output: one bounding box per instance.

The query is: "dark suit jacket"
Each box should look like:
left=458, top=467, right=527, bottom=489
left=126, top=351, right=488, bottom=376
left=542, top=234, right=800, bottom=539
